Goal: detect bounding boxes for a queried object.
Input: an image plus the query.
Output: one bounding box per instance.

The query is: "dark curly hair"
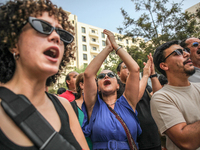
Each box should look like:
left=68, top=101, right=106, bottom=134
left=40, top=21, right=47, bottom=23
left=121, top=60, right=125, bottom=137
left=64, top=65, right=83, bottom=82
left=0, top=0, right=75, bottom=84
left=153, top=40, right=179, bottom=77
left=75, top=73, right=84, bottom=99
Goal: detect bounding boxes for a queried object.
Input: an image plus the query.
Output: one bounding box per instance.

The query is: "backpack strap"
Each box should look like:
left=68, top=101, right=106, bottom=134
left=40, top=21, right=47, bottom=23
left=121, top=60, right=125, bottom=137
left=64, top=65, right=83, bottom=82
left=0, top=87, right=77, bottom=150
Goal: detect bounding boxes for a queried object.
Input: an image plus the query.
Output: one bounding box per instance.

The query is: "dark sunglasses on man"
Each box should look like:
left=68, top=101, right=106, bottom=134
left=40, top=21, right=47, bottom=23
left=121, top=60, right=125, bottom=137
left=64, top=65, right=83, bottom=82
left=163, top=48, right=189, bottom=62
left=28, top=17, right=74, bottom=45
left=97, top=72, right=116, bottom=80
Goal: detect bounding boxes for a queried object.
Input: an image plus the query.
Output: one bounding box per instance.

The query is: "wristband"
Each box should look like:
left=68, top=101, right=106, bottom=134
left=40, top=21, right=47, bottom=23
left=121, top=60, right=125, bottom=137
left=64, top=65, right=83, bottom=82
left=115, top=46, right=122, bottom=54
left=150, top=74, right=157, bottom=78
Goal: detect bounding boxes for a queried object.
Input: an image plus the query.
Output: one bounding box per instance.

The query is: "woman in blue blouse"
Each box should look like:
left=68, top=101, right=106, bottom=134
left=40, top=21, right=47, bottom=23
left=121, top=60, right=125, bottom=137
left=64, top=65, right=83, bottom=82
left=82, top=29, right=142, bottom=150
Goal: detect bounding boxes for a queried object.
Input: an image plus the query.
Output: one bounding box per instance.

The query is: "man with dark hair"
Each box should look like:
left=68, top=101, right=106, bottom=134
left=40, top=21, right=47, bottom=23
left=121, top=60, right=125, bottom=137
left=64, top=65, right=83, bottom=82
left=158, top=74, right=168, bottom=87
left=57, top=87, right=66, bottom=96
left=59, top=71, right=79, bottom=102
left=151, top=40, right=200, bottom=150
left=180, top=37, right=200, bottom=82
left=117, top=59, right=162, bottom=150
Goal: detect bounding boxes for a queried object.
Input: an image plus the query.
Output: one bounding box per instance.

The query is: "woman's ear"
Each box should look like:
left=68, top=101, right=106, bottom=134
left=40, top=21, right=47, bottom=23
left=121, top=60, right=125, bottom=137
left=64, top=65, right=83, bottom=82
left=117, top=71, right=120, bottom=78
left=79, top=82, right=84, bottom=90
left=117, top=83, right=119, bottom=91
left=10, top=43, right=20, bottom=55
left=159, top=62, right=168, bottom=71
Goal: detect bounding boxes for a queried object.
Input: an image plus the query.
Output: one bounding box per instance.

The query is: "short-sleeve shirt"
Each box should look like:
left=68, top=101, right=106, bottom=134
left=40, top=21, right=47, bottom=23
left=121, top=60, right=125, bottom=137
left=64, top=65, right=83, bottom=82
left=150, top=82, right=200, bottom=150
left=59, top=90, right=75, bottom=102
left=82, top=92, right=142, bottom=149
left=188, top=67, right=200, bottom=82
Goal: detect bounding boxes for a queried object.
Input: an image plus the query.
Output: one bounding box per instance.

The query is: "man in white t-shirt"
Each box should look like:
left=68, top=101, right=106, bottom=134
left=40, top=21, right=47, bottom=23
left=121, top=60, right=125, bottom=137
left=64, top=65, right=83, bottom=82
left=151, top=40, right=200, bottom=150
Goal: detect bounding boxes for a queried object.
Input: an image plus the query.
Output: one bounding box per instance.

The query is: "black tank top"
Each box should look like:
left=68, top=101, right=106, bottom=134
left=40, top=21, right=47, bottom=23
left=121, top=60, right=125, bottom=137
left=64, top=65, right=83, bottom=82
left=0, top=92, right=82, bottom=150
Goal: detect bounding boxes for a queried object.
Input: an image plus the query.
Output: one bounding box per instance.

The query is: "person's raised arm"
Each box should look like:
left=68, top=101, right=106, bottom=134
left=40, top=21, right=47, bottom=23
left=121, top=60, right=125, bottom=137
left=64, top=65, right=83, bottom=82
left=138, top=58, right=151, bottom=100
left=104, top=29, right=140, bottom=111
left=149, top=53, right=162, bottom=93
left=84, top=34, right=113, bottom=120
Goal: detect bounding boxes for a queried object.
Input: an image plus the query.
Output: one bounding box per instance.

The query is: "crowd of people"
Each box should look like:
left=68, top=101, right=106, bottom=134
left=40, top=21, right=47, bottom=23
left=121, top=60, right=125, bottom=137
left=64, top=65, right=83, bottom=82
left=0, top=0, right=200, bottom=150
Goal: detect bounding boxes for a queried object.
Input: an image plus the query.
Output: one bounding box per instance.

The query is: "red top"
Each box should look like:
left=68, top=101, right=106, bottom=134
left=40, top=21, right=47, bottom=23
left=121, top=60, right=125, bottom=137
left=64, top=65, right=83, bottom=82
left=59, top=90, right=75, bottom=102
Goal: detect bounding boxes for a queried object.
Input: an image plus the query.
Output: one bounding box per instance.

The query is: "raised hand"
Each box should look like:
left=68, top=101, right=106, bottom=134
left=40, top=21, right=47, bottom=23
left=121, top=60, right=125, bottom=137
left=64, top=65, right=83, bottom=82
left=106, top=35, right=114, bottom=52
left=103, top=29, right=119, bottom=50
left=148, top=53, right=156, bottom=75
left=143, top=58, right=151, bottom=78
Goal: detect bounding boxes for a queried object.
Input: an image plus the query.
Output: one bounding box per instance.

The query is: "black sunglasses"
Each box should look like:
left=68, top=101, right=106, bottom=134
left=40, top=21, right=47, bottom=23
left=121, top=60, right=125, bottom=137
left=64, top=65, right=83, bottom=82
left=192, top=42, right=199, bottom=47
left=97, top=72, right=115, bottom=79
left=28, top=17, right=74, bottom=45
left=163, top=48, right=189, bottom=62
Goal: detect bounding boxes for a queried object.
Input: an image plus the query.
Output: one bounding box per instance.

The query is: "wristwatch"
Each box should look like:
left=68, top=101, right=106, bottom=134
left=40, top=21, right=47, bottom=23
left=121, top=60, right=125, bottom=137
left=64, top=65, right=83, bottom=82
left=150, top=74, right=157, bottom=78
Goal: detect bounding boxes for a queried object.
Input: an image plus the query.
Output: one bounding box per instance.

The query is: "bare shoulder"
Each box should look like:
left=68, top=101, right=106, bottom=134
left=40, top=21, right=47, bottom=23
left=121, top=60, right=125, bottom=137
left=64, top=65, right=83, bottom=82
left=56, top=96, right=74, bottom=114
left=57, top=96, right=70, bottom=105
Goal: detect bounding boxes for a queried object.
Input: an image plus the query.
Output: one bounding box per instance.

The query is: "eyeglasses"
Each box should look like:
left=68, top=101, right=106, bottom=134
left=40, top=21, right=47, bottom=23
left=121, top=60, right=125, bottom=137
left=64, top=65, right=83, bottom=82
left=192, top=42, right=200, bottom=47
left=163, top=48, right=189, bottom=62
left=97, top=72, right=115, bottom=79
left=28, top=17, right=74, bottom=45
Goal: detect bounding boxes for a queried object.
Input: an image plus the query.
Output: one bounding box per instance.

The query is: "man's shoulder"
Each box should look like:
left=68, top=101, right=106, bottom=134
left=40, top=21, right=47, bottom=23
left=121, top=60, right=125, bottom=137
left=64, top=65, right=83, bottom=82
left=59, top=90, right=75, bottom=102
left=151, top=85, right=179, bottom=104
left=152, top=85, right=169, bottom=96
left=59, top=90, right=73, bottom=98
left=188, top=67, right=200, bottom=82
left=59, top=90, right=68, bottom=97
left=190, top=82, right=200, bottom=89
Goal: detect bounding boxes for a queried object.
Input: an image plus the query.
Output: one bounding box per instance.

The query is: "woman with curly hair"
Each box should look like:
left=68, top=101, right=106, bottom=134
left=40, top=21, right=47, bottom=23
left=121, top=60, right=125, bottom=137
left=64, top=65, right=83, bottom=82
left=0, top=0, right=89, bottom=149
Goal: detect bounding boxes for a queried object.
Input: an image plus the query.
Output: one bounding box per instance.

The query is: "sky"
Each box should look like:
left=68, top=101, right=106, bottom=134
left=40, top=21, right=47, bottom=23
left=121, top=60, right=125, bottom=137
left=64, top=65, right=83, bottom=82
left=1, top=0, right=199, bottom=33
left=50, top=0, right=199, bottom=33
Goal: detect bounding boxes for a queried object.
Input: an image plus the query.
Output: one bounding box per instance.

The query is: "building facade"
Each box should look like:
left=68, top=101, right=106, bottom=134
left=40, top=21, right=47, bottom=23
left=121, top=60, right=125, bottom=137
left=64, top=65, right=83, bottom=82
left=55, top=12, right=138, bottom=87
left=185, top=2, right=200, bottom=23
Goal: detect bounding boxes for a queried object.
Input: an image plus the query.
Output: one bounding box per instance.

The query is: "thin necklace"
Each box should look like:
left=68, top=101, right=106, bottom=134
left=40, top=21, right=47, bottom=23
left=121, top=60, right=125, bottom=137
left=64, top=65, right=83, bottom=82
left=106, top=100, right=117, bottom=106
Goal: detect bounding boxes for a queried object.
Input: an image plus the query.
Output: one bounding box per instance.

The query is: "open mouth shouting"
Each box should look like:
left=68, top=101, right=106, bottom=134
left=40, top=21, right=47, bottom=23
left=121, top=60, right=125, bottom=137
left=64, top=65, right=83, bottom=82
left=197, top=49, right=200, bottom=54
left=104, top=80, right=111, bottom=86
left=44, top=48, right=59, bottom=58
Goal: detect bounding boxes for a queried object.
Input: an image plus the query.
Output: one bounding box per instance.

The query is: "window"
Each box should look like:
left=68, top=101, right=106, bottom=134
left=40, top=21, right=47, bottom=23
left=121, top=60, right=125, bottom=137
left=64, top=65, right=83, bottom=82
left=72, top=20, right=74, bottom=24
left=83, top=45, right=87, bottom=51
left=118, top=37, right=122, bottom=41
left=82, top=27, right=86, bottom=33
left=126, top=39, right=129, bottom=44
left=92, top=38, right=96, bottom=42
left=83, top=54, right=87, bottom=60
left=82, top=36, right=86, bottom=42
left=91, top=30, right=95, bottom=33
left=102, top=40, right=106, bottom=46
left=93, top=47, right=97, bottom=51
left=93, top=55, right=96, bottom=59
left=101, top=32, right=105, bottom=38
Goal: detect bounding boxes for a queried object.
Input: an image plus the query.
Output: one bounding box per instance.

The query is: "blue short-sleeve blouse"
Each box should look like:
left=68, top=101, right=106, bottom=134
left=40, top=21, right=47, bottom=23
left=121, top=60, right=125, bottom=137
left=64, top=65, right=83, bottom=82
left=82, top=93, right=142, bottom=149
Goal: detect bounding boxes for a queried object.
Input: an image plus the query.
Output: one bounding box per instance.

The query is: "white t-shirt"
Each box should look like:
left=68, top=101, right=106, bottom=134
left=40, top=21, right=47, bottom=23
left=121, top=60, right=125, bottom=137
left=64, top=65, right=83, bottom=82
left=189, top=67, right=200, bottom=82
left=151, top=82, right=200, bottom=150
